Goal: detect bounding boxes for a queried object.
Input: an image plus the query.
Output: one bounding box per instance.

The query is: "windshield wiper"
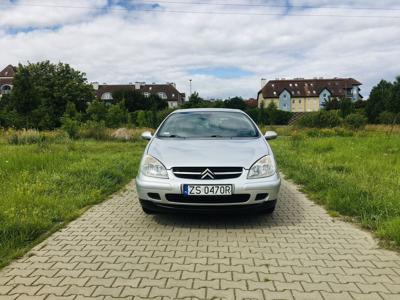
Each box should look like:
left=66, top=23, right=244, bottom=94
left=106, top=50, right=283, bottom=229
left=160, top=134, right=185, bottom=138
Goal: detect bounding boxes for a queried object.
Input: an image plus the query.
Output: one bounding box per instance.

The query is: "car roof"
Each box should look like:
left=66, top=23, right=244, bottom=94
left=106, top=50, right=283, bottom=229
left=171, top=108, right=243, bottom=113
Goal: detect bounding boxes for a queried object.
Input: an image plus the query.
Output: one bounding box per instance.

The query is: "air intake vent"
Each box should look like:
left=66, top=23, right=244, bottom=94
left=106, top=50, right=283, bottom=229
left=172, top=167, right=243, bottom=180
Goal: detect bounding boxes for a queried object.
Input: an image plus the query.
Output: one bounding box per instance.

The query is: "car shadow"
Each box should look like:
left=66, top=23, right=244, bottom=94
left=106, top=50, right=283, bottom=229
left=151, top=197, right=305, bottom=229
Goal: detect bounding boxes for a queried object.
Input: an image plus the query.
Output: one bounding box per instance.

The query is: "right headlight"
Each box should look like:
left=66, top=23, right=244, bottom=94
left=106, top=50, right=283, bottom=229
left=140, top=155, right=169, bottom=179
left=247, top=155, right=276, bottom=179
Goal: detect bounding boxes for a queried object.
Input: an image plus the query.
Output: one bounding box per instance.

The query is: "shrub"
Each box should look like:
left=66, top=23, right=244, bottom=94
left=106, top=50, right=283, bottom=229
left=344, top=113, right=367, bottom=130
left=297, top=110, right=341, bottom=128
left=79, top=121, right=107, bottom=140
left=378, top=111, right=400, bottom=125
left=105, top=105, right=128, bottom=128
left=61, top=116, right=80, bottom=139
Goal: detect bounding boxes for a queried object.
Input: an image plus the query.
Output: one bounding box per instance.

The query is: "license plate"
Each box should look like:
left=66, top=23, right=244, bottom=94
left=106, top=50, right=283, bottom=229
left=183, top=184, right=233, bottom=196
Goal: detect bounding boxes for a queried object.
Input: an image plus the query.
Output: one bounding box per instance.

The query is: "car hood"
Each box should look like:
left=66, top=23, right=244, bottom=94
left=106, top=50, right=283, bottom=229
left=147, top=137, right=269, bottom=169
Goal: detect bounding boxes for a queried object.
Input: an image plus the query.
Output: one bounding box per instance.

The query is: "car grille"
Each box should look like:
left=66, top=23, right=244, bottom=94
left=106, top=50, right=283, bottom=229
left=165, top=194, right=250, bottom=204
left=172, top=167, right=243, bottom=180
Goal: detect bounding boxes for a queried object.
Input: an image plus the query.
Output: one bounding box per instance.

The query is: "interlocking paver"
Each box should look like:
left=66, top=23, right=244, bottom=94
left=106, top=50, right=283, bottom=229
left=0, top=178, right=400, bottom=299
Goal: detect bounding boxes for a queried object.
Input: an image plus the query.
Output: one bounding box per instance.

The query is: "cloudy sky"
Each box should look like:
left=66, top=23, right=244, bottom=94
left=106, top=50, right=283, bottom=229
left=1, top=0, right=399, bottom=99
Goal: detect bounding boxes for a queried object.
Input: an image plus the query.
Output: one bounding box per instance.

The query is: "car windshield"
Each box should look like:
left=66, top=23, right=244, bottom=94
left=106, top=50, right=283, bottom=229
left=157, top=111, right=259, bottom=138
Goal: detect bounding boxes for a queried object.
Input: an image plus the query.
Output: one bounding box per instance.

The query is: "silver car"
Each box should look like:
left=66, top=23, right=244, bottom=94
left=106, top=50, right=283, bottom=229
left=136, top=108, right=280, bottom=214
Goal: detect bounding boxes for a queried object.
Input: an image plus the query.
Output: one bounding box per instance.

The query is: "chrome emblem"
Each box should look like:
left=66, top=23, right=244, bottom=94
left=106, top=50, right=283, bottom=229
left=201, top=168, right=215, bottom=179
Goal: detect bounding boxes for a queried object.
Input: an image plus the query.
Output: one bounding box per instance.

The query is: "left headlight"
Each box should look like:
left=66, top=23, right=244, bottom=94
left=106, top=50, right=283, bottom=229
left=140, top=155, right=169, bottom=179
left=248, top=155, right=276, bottom=179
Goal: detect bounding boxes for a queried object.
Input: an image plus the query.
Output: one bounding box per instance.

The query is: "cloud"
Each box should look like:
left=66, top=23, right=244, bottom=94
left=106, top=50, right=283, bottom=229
left=0, top=0, right=399, bottom=99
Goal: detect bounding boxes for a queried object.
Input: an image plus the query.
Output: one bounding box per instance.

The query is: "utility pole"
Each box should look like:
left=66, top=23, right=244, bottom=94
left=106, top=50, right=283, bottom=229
left=189, top=79, right=192, bottom=96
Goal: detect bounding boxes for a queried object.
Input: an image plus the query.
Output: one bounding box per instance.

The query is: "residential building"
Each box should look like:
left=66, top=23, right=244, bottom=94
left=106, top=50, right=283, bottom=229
left=244, top=98, right=258, bottom=108
left=0, top=65, right=185, bottom=107
left=257, top=77, right=362, bottom=112
left=93, top=82, right=185, bottom=108
left=0, top=65, right=17, bottom=97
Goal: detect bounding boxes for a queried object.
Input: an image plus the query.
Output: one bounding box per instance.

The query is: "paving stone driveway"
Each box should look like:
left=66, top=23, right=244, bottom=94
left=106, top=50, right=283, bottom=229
left=1, top=179, right=400, bottom=300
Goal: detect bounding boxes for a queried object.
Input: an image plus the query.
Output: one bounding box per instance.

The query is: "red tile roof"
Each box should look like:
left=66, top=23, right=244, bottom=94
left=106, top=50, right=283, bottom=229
left=258, top=78, right=361, bottom=99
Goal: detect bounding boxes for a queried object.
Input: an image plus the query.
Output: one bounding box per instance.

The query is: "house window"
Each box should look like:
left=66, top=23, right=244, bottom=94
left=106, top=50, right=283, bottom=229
left=144, top=92, right=150, bottom=98
left=283, top=94, right=287, bottom=98
left=295, top=83, right=298, bottom=87
left=289, top=83, right=292, bottom=87
left=149, top=87, right=152, bottom=90
left=101, top=92, right=113, bottom=100
left=0, top=85, right=11, bottom=94
left=313, top=90, right=316, bottom=94
left=323, top=93, right=327, bottom=97
left=158, top=92, right=167, bottom=99
left=297, top=91, right=300, bottom=95
left=273, top=91, right=277, bottom=95
left=283, top=103, right=287, bottom=107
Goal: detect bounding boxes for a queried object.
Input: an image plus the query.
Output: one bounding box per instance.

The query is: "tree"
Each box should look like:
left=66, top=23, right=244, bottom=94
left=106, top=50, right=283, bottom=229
left=113, top=89, right=146, bottom=112
left=388, top=76, right=400, bottom=117
left=105, top=104, right=128, bottom=128
left=265, top=102, right=278, bottom=125
left=3, top=61, right=95, bottom=129
left=147, top=94, right=168, bottom=111
left=188, top=92, right=203, bottom=104
left=224, top=97, right=246, bottom=110
left=339, top=97, right=355, bottom=118
left=86, top=100, right=107, bottom=122
left=365, top=80, right=393, bottom=123
left=322, top=97, right=340, bottom=110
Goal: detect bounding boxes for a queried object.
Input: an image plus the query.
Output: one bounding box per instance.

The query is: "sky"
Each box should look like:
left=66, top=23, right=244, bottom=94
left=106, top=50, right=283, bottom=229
left=0, top=0, right=399, bottom=100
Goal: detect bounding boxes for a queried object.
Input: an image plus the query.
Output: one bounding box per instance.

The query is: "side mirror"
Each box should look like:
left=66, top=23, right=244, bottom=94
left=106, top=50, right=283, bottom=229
left=141, top=131, right=153, bottom=140
left=264, top=131, right=278, bottom=140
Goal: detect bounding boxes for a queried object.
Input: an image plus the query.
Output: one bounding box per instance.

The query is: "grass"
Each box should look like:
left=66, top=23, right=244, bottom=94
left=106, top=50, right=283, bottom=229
left=270, top=130, right=400, bottom=248
left=0, top=138, right=146, bottom=267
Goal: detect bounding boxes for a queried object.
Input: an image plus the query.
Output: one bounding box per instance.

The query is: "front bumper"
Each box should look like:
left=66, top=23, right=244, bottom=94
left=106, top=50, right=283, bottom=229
left=135, top=170, right=281, bottom=209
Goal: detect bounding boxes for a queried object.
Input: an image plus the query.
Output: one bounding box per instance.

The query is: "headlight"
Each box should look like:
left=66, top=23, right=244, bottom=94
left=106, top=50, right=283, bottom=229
left=140, top=155, right=169, bottom=178
left=248, top=155, right=276, bottom=179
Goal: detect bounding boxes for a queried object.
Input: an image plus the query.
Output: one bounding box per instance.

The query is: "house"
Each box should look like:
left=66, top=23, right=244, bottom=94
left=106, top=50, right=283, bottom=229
left=257, top=77, right=362, bottom=112
left=244, top=98, right=258, bottom=108
left=0, top=65, right=17, bottom=97
left=0, top=65, right=185, bottom=108
left=93, top=82, right=185, bottom=108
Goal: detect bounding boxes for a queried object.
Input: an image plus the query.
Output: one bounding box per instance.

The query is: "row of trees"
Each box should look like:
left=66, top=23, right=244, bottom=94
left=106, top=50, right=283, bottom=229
left=0, top=62, right=292, bottom=130
left=1, top=61, right=399, bottom=130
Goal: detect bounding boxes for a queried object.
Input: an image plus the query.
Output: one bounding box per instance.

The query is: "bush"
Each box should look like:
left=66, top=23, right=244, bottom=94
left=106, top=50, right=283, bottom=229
left=105, top=105, right=128, bottom=128
left=61, top=116, right=80, bottom=139
left=79, top=121, right=107, bottom=140
left=297, top=110, right=341, bottom=128
left=344, top=113, right=367, bottom=130
left=378, top=111, right=400, bottom=125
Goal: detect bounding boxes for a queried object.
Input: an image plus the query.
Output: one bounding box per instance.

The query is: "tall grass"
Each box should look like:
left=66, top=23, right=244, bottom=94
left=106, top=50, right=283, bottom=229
left=0, top=140, right=146, bottom=267
left=270, top=131, right=400, bottom=247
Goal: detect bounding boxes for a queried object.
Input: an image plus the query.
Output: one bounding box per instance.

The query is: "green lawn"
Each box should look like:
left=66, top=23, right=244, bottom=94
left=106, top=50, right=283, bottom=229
left=0, top=140, right=146, bottom=267
left=270, top=131, right=400, bottom=247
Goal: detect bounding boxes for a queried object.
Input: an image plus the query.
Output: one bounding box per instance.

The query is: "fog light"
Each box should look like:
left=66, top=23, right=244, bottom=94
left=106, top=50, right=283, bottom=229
left=255, top=193, right=268, bottom=201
